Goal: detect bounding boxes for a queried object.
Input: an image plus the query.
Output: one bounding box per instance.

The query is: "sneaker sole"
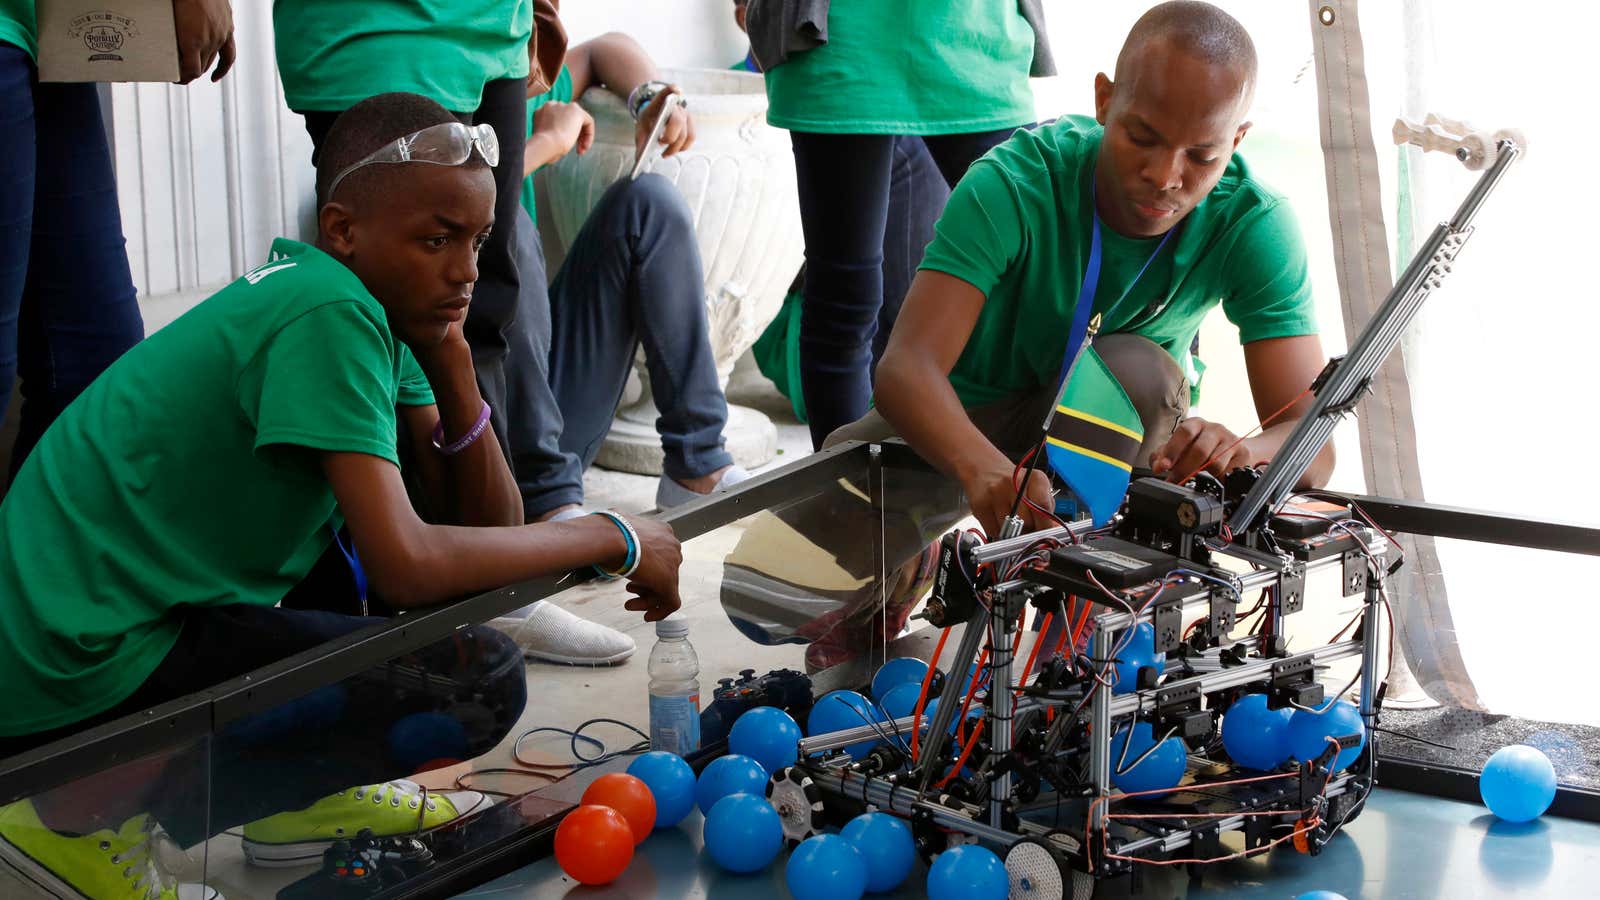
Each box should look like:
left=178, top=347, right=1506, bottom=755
left=521, top=645, right=635, bottom=666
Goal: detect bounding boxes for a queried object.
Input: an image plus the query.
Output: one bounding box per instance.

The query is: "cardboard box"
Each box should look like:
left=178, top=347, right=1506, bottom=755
left=36, top=1, right=179, bottom=83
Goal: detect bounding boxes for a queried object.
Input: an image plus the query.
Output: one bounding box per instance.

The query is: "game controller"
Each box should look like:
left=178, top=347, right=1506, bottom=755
left=277, top=829, right=435, bottom=899
left=700, top=667, right=814, bottom=745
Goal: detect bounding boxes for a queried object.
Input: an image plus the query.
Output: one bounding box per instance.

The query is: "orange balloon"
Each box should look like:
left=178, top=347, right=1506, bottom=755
left=554, top=805, right=634, bottom=885
left=581, top=773, right=658, bottom=845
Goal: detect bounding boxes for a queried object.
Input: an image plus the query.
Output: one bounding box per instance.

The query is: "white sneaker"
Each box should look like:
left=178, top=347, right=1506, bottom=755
left=489, top=602, right=636, bottom=666
left=655, top=464, right=751, bottom=509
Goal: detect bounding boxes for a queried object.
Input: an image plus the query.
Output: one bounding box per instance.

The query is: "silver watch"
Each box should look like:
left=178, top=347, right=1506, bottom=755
left=627, top=80, right=675, bottom=120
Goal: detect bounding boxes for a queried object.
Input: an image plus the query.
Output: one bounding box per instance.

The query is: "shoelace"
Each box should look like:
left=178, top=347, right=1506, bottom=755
left=348, top=782, right=439, bottom=816
left=104, top=818, right=171, bottom=900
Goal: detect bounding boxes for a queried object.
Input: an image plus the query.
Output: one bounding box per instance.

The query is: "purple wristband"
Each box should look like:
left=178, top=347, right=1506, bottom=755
left=431, top=401, right=492, bottom=455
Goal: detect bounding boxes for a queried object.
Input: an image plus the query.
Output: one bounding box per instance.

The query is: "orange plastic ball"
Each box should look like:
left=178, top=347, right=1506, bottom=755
left=554, top=804, right=635, bottom=885
left=581, top=773, right=658, bottom=845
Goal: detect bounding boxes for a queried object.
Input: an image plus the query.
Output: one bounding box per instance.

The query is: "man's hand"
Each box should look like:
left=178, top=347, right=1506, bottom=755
left=962, top=459, right=1055, bottom=538
left=1151, top=417, right=1257, bottom=483
left=634, top=87, right=694, bottom=167
left=619, top=516, right=682, bottom=622
left=172, top=0, right=235, bottom=84
left=409, top=320, right=473, bottom=381
left=534, top=100, right=596, bottom=159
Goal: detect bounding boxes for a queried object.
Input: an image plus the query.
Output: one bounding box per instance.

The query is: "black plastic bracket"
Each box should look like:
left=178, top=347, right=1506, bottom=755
left=1281, top=563, right=1306, bottom=616
left=1152, top=598, right=1183, bottom=653
left=1341, top=551, right=1368, bottom=597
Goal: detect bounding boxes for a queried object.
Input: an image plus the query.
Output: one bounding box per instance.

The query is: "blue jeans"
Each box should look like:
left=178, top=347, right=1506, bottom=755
left=0, top=44, right=144, bottom=477
left=790, top=128, right=1025, bottom=448
left=532, top=175, right=734, bottom=511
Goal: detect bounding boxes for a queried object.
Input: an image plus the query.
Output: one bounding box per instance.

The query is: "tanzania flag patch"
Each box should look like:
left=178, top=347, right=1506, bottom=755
left=1044, top=347, right=1144, bottom=526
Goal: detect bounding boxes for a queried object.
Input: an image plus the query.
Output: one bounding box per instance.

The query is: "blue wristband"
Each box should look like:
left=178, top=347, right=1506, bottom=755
left=591, top=511, right=639, bottom=579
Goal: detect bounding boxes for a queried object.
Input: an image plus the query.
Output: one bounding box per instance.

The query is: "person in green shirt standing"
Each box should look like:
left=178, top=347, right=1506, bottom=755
left=0, top=92, right=682, bottom=897
left=0, top=0, right=233, bottom=480
left=848, top=1, right=1335, bottom=538
left=750, top=0, right=1039, bottom=449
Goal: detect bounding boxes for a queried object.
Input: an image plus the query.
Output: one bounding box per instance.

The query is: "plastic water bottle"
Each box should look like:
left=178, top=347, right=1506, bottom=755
left=648, top=617, right=701, bottom=756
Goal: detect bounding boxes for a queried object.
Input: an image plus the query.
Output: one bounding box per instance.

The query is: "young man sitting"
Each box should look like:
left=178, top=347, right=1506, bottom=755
left=0, top=92, right=680, bottom=898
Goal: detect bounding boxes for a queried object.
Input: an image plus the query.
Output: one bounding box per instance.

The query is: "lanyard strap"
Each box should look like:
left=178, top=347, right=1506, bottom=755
left=1053, top=192, right=1178, bottom=392
left=331, top=524, right=369, bottom=616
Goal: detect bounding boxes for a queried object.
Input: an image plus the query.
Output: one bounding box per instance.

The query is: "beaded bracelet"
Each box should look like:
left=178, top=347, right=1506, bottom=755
left=590, top=511, right=641, bottom=580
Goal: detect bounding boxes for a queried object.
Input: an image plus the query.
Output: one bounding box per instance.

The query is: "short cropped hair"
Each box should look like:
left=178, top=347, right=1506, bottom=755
left=314, top=92, right=480, bottom=207
left=1117, top=1, right=1257, bottom=87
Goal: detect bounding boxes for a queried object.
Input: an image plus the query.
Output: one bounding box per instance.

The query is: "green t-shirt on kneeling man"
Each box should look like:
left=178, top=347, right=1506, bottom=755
left=919, top=116, right=1317, bottom=408
left=0, top=238, right=434, bottom=737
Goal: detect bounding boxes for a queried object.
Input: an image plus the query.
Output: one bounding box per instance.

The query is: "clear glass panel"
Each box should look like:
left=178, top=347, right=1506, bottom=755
left=0, top=736, right=213, bottom=898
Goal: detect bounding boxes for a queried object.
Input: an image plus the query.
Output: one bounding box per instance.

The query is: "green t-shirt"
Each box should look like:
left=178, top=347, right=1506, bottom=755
left=764, top=0, right=1033, bottom=135
left=520, top=64, right=573, bottom=226
left=273, top=0, right=532, bottom=113
left=0, top=0, right=35, bottom=59
left=0, top=238, right=434, bottom=736
left=921, top=116, right=1317, bottom=408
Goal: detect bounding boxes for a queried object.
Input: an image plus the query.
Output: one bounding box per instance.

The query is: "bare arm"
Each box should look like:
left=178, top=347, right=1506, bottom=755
left=876, top=270, right=1052, bottom=535
left=402, top=324, right=522, bottom=526
left=322, top=451, right=682, bottom=617
left=1151, top=334, right=1335, bottom=488
left=566, top=33, right=694, bottom=163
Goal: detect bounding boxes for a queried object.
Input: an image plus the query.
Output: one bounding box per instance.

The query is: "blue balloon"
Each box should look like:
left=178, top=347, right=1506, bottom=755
left=1296, top=893, right=1349, bottom=900
left=1089, top=622, right=1166, bottom=695
left=786, top=834, right=868, bottom=900
left=807, top=690, right=882, bottom=760
left=627, top=750, right=697, bottom=829
left=840, top=812, right=915, bottom=893
left=695, top=754, right=771, bottom=816
left=927, top=845, right=1008, bottom=900
left=1480, top=744, right=1557, bottom=823
left=1110, top=721, right=1188, bottom=795
left=729, top=707, right=803, bottom=775
left=871, top=657, right=931, bottom=703
left=386, top=712, right=469, bottom=771
left=1286, top=700, right=1366, bottom=773
left=1222, top=694, right=1293, bottom=771
left=703, top=793, right=783, bottom=873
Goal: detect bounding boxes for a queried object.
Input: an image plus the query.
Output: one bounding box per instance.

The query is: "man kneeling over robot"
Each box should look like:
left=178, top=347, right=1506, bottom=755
left=836, top=0, right=1336, bottom=536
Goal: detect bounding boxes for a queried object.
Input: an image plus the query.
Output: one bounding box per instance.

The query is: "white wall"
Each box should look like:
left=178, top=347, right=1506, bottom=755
left=112, top=1, right=741, bottom=331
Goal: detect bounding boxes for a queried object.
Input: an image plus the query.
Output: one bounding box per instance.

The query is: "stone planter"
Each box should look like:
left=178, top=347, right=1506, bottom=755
left=536, top=67, right=803, bottom=475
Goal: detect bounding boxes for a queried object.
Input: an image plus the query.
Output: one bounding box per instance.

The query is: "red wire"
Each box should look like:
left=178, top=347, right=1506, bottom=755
left=910, top=627, right=952, bottom=762
left=934, top=718, right=986, bottom=790
left=955, top=647, right=989, bottom=746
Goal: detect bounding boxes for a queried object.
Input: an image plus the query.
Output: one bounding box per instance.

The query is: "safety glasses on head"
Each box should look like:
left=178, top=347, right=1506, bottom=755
left=326, top=121, right=500, bottom=200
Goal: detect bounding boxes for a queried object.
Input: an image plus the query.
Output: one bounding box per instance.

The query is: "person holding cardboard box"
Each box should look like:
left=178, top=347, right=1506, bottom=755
left=0, top=0, right=233, bottom=481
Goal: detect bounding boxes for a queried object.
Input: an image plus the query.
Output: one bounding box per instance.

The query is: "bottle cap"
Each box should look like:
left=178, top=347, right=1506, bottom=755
left=655, top=617, right=689, bottom=639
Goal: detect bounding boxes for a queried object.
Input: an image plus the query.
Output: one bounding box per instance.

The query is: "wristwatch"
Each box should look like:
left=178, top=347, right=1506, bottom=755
left=627, top=80, right=677, bottom=120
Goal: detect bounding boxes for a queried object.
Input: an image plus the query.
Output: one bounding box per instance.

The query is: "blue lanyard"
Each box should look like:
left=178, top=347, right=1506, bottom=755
left=330, top=524, right=369, bottom=616
left=1054, top=194, right=1178, bottom=392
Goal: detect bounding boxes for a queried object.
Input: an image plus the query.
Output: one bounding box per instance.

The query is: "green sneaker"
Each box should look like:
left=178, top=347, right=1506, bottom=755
left=0, top=799, right=220, bottom=900
left=240, top=780, right=485, bottom=867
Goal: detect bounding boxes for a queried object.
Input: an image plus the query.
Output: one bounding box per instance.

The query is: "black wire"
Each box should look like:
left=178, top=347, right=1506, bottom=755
left=1005, top=438, right=1050, bottom=523
left=1371, top=725, right=1458, bottom=752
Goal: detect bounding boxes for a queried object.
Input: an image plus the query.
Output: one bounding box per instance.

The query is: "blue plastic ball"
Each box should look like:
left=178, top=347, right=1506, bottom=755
left=786, top=834, right=868, bottom=900
left=1295, top=893, right=1349, bottom=900
left=807, top=690, right=882, bottom=760
left=703, top=793, right=783, bottom=873
left=871, top=657, right=931, bottom=703
left=729, top=707, right=803, bottom=775
left=1222, top=694, right=1293, bottom=771
left=695, top=754, right=771, bottom=816
left=840, top=812, right=916, bottom=893
left=1480, top=744, right=1557, bottom=823
left=878, top=681, right=926, bottom=723
left=927, top=845, right=1008, bottom=900
left=627, top=750, right=697, bottom=829
left=1089, top=622, right=1166, bottom=695
left=1110, top=721, right=1188, bottom=795
left=386, top=712, right=469, bottom=771
left=1286, top=700, right=1366, bottom=773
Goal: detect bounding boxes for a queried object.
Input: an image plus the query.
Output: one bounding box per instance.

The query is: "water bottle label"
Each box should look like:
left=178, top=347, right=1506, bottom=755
left=649, top=693, right=701, bottom=755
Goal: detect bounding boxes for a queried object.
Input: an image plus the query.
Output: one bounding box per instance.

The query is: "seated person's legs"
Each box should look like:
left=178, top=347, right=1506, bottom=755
left=544, top=174, right=745, bottom=508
